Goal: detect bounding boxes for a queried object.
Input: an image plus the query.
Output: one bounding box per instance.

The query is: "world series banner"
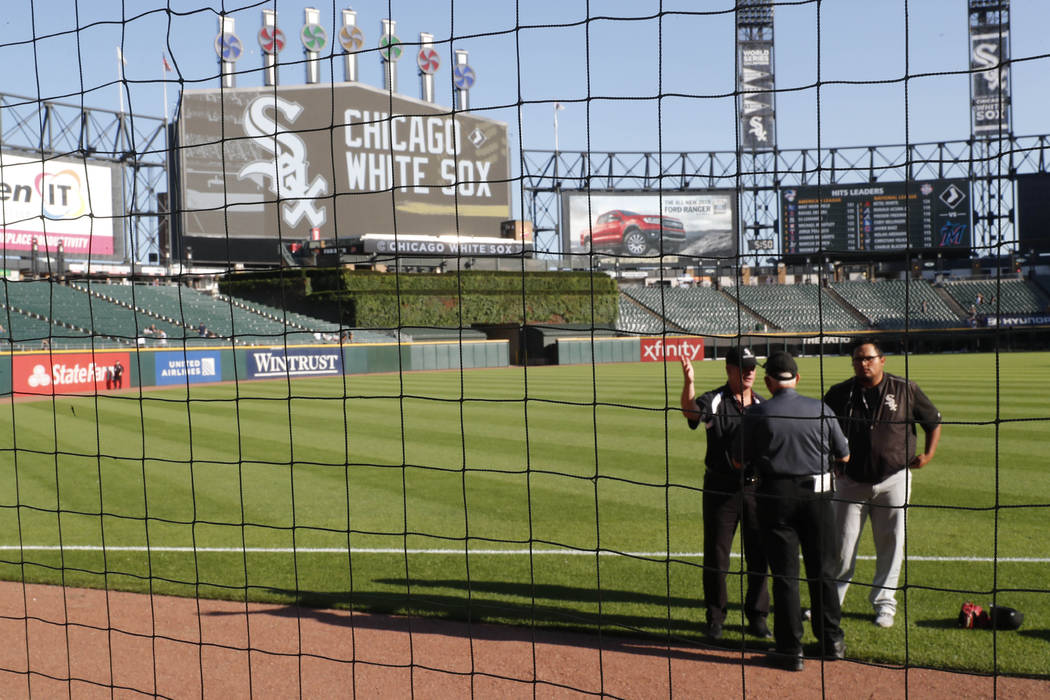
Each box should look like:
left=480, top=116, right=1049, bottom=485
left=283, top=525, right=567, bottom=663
left=738, top=40, right=776, bottom=150
left=970, top=22, right=1011, bottom=137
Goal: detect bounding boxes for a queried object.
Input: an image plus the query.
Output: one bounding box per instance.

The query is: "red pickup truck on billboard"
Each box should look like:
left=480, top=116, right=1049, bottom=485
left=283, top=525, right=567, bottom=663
left=580, top=210, right=686, bottom=256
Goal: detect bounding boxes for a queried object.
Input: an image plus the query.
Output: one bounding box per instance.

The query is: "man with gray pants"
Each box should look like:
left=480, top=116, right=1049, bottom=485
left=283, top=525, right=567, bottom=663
left=823, top=339, right=941, bottom=628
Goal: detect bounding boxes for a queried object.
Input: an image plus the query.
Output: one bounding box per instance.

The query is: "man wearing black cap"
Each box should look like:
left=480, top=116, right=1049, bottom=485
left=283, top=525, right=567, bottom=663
left=734, top=351, right=849, bottom=671
left=680, top=346, right=770, bottom=641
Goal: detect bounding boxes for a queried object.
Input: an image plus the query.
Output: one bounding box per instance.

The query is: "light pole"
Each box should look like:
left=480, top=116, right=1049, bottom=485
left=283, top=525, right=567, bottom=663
left=553, top=102, right=565, bottom=153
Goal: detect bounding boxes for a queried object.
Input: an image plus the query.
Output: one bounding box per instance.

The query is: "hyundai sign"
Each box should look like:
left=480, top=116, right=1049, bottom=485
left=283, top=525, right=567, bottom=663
left=176, top=82, right=511, bottom=264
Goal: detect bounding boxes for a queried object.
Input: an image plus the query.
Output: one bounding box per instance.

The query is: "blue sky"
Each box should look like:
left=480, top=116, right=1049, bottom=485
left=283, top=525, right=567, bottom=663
left=1, top=0, right=1046, bottom=154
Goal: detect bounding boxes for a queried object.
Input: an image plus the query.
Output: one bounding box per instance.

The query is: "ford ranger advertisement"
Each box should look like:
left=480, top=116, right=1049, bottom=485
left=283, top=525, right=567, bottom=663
left=563, top=190, right=737, bottom=259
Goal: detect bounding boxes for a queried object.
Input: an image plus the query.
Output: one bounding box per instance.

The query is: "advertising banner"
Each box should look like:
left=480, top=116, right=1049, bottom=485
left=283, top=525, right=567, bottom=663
left=970, top=24, right=1011, bottom=137
left=563, top=191, right=736, bottom=258
left=177, top=83, right=510, bottom=264
left=13, top=352, right=130, bottom=395
left=985, top=314, right=1050, bottom=328
left=246, top=347, right=343, bottom=379
left=0, top=153, right=121, bottom=258
left=738, top=40, right=776, bottom=150
left=639, top=336, right=704, bottom=363
left=155, top=350, right=222, bottom=385
left=363, top=234, right=530, bottom=256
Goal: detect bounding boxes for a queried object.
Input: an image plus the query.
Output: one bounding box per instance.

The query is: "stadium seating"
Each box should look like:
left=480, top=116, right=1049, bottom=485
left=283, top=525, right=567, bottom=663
left=831, top=280, right=961, bottom=328
left=620, top=286, right=766, bottom=335
left=1, top=281, right=99, bottom=349
left=727, top=284, right=867, bottom=332
left=75, top=281, right=400, bottom=345
left=941, top=279, right=1050, bottom=317
left=616, top=295, right=670, bottom=335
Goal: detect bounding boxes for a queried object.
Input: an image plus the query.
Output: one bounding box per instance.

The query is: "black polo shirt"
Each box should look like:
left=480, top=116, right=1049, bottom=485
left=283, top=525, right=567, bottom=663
left=823, top=372, right=941, bottom=484
left=689, top=384, right=763, bottom=477
left=736, top=388, right=849, bottom=477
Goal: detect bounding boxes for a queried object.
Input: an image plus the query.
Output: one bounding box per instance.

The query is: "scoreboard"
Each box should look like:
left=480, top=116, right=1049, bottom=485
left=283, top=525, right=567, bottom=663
left=781, top=179, right=972, bottom=257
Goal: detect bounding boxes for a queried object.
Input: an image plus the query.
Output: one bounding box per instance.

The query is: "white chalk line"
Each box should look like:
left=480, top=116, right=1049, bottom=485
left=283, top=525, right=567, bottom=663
left=0, top=546, right=1047, bottom=563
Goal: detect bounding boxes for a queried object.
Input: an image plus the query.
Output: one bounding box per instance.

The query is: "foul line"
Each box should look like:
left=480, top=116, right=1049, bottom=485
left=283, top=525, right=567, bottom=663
left=1, top=546, right=1047, bottom=563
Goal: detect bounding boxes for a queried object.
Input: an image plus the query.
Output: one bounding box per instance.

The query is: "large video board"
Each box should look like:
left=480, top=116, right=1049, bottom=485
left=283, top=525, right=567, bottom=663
left=0, top=152, right=123, bottom=260
left=780, top=180, right=971, bottom=257
left=1017, top=173, right=1050, bottom=254
left=563, top=190, right=737, bottom=259
left=176, top=83, right=511, bottom=264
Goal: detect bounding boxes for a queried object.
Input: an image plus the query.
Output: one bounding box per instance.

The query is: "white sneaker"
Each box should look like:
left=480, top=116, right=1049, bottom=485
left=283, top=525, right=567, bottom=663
left=874, top=611, right=895, bottom=628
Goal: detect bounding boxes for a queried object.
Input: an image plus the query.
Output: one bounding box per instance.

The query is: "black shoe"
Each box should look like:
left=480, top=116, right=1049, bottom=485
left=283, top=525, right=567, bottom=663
left=747, top=618, right=773, bottom=639
left=823, top=638, right=845, bottom=660
left=706, top=621, right=723, bottom=641
left=766, top=649, right=803, bottom=672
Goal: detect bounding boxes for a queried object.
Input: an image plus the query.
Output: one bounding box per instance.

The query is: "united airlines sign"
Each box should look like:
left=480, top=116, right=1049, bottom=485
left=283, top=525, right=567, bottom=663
left=246, top=347, right=343, bottom=379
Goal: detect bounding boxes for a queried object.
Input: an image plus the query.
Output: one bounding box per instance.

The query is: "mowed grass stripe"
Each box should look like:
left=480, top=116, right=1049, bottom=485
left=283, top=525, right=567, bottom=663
left=2, top=545, right=1049, bottom=563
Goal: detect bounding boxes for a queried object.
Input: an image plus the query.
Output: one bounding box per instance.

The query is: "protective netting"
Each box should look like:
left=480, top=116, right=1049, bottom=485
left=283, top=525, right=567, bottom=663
left=0, top=0, right=1048, bottom=697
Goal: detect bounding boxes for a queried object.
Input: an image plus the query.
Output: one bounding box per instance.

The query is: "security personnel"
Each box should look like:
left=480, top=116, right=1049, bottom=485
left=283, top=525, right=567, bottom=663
left=734, top=351, right=849, bottom=671
left=680, top=347, right=770, bottom=640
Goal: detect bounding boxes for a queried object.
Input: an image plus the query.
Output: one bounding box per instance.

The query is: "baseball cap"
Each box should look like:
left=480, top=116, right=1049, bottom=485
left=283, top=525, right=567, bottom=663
left=725, top=346, right=757, bottom=370
left=764, top=351, right=798, bottom=380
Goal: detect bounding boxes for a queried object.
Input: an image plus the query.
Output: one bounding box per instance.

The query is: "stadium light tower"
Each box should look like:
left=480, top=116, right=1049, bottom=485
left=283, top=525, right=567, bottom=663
left=736, top=0, right=777, bottom=271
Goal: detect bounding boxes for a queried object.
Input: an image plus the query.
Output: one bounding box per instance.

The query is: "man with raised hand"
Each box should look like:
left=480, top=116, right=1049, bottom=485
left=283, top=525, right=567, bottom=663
left=680, top=346, right=770, bottom=642
left=823, top=338, right=942, bottom=629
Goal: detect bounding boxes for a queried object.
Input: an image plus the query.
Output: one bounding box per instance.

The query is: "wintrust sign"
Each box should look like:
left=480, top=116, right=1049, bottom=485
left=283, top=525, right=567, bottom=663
left=246, top=347, right=342, bottom=379
left=639, top=337, right=705, bottom=362
left=13, top=352, right=131, bottom=395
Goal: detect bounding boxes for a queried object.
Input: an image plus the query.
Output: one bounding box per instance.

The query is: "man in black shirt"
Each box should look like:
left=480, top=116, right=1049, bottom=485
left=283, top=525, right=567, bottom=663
left=736, top=352, right=850, bottom=671
left=823, top=339, right=941, bottom=629
left=680, top=346, right=770, bottom=641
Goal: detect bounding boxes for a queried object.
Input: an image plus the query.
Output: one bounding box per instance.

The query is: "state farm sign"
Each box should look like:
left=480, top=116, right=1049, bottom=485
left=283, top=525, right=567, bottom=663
left=13, top=352, right=131, bottom=395
left=639, top=337, right=705, bottom=362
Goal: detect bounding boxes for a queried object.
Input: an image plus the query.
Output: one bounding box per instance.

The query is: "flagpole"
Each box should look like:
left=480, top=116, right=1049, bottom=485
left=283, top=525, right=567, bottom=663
left=116, top=47, right=126, bottom=115
left=162, top=54, right=169, bottom=124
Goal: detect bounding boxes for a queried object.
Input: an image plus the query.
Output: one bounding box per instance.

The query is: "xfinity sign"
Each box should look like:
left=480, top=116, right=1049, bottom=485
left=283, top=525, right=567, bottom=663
left=639, top=337, right=705, bottom=362
left=247, top=347, right=343, bottom=379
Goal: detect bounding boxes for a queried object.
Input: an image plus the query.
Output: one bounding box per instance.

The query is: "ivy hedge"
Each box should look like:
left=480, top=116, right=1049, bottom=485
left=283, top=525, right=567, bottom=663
left=220, top=269, right=618, bottom=328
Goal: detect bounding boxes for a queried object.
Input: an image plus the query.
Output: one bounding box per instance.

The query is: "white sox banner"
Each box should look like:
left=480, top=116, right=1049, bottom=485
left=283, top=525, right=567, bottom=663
left=970, top=23, right=1011, bottom=137
left=738, top=40, right=775, bottom=151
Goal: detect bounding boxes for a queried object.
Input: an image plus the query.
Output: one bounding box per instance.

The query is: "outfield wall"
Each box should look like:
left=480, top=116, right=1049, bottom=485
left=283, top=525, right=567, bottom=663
left=0, top=340, right=509, bottom=396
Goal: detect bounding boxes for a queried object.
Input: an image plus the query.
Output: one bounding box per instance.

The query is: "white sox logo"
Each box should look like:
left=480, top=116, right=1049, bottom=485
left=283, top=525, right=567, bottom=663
left=239, top=96, right=329, bottom=229
left=748, top=116, right=768, bottom=143
left=884, top=393, right=898, bottom=413
left=972, top=36, right=1008, bottom=94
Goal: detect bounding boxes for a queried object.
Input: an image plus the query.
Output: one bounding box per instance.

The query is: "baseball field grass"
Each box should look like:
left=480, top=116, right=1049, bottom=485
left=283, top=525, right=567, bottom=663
left=0, top=350, right=1047, bottom=677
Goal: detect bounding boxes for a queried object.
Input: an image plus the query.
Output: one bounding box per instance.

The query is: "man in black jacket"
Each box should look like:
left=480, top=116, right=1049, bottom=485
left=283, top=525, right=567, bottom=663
left=735, top=351, right=850, bottom=671
left=680, top=346, right=770, bottom=641
left=823, top=339, right=941, bottom=629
